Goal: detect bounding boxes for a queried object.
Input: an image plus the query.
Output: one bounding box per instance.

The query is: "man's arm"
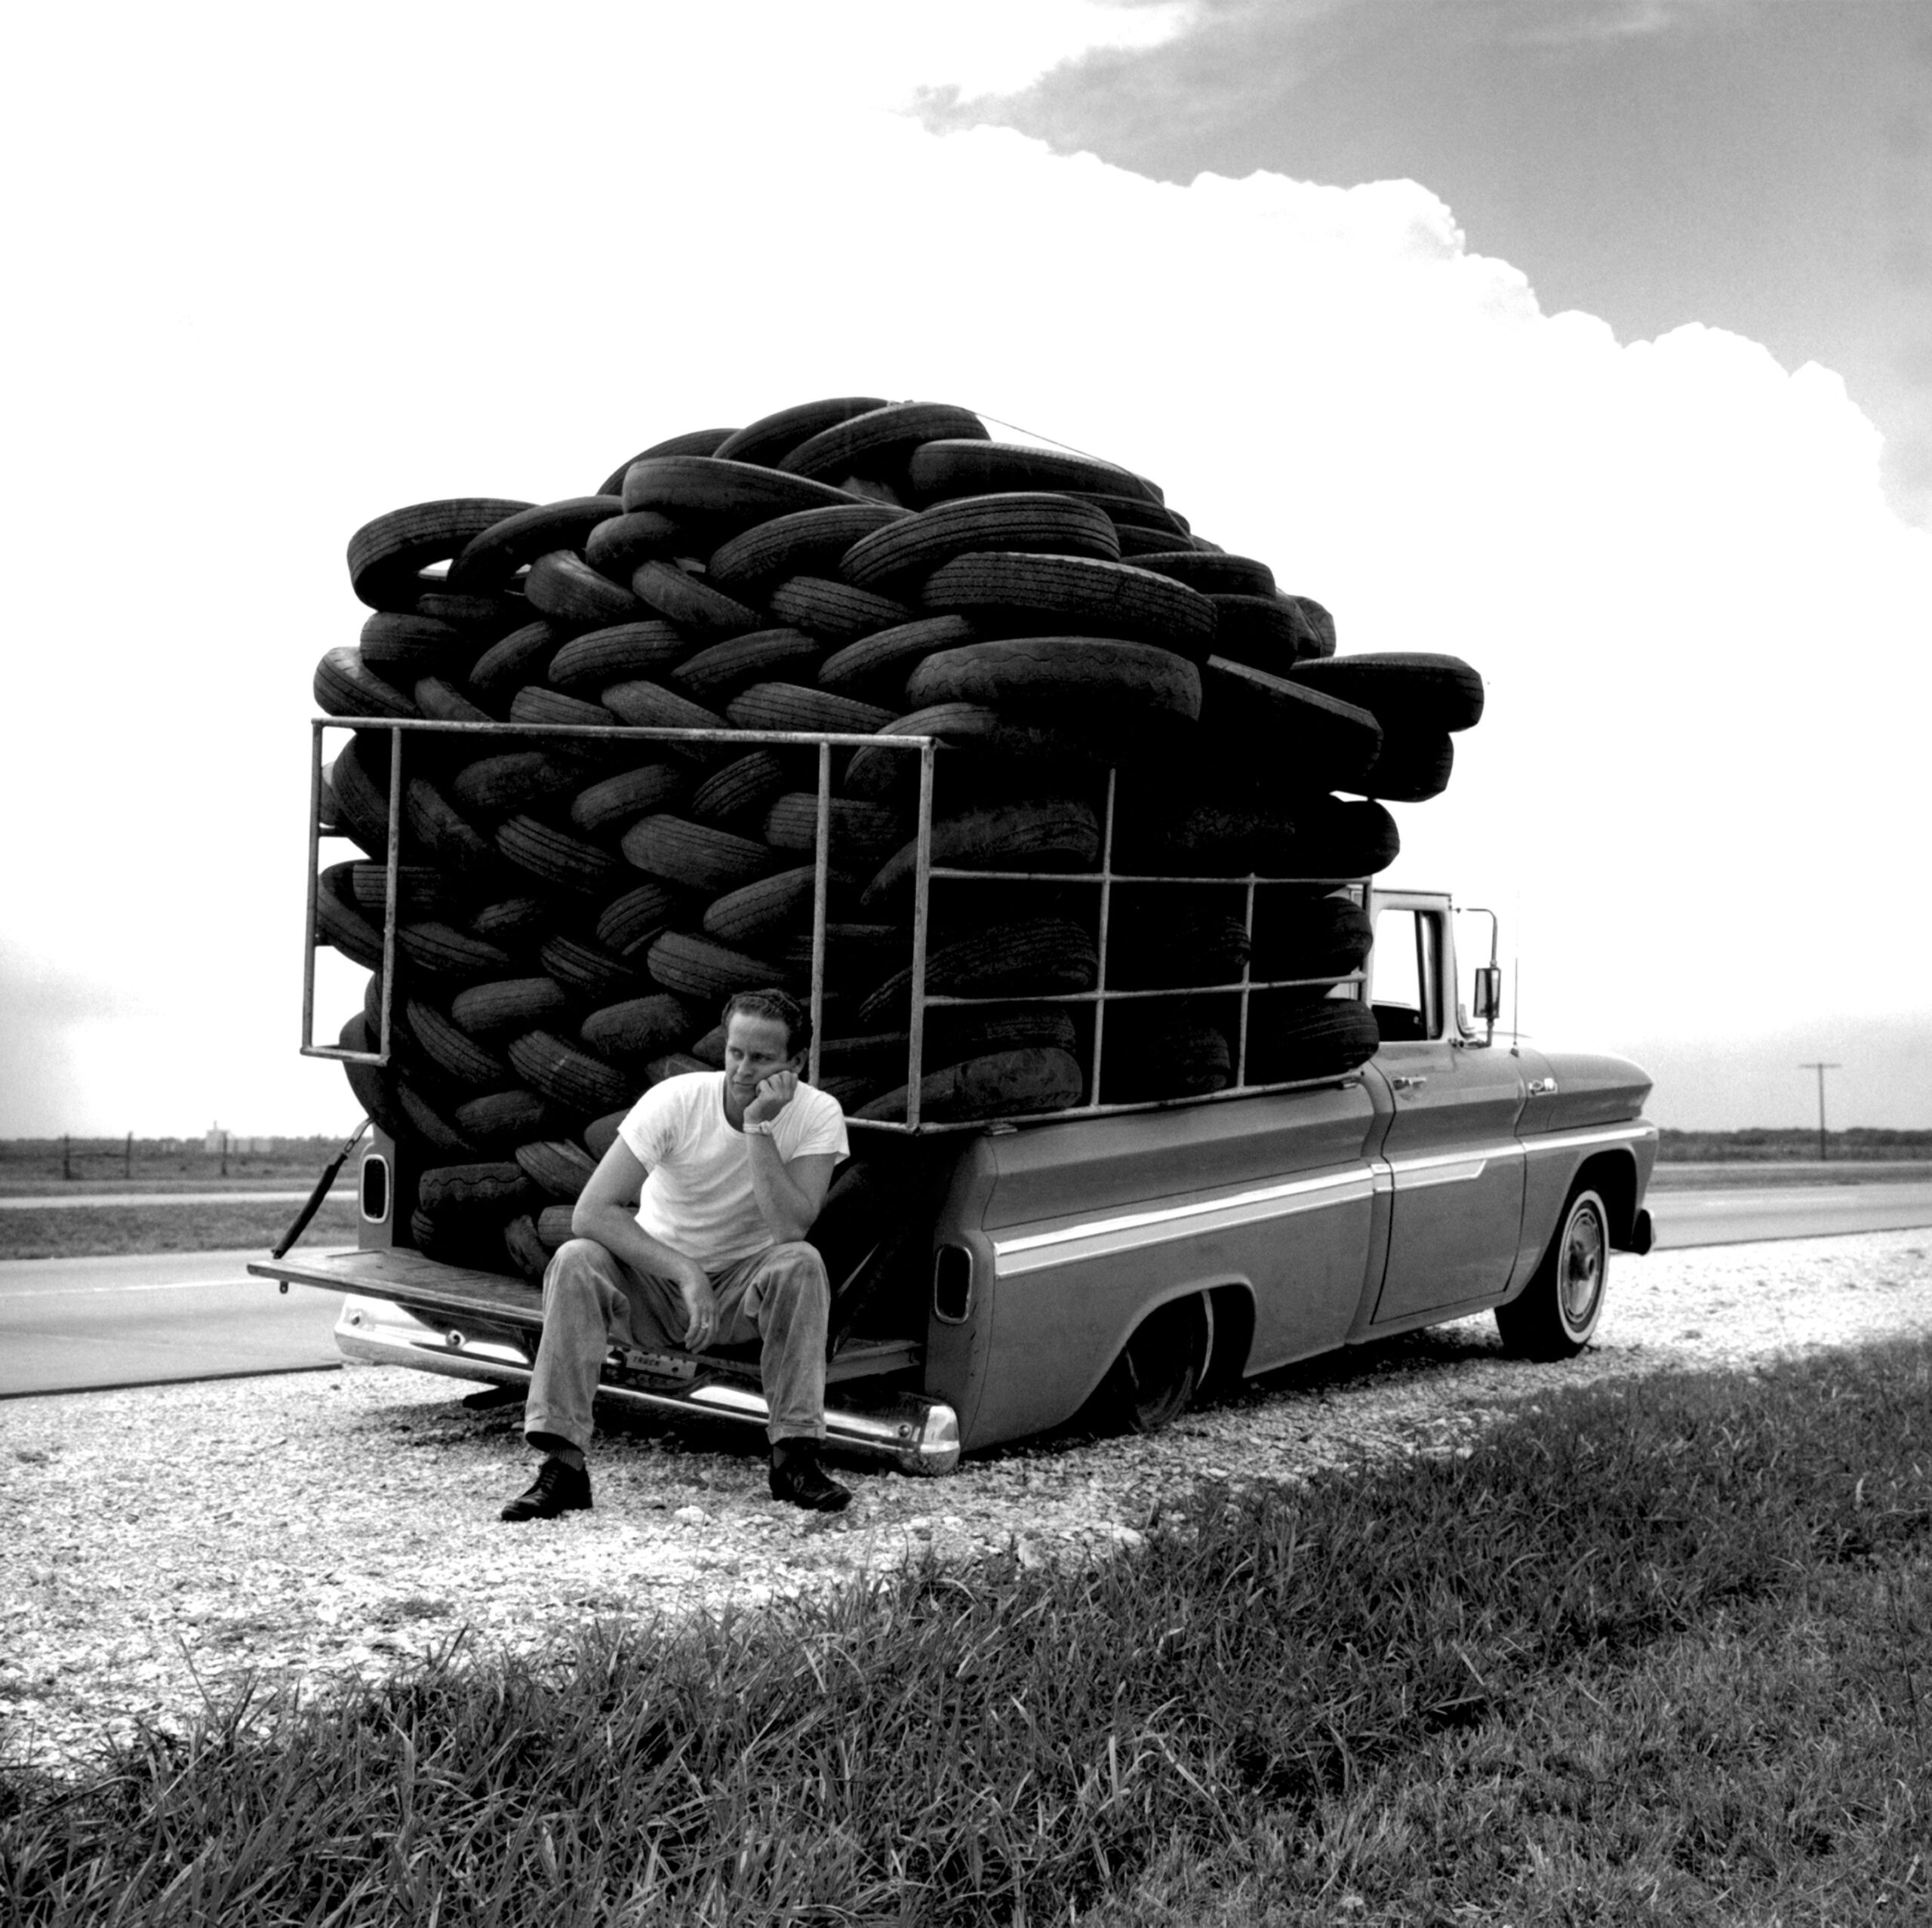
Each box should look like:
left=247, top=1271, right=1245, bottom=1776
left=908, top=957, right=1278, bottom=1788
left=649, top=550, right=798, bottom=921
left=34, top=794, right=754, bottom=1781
left=743, top=1069, right=840, bottom=1244
left=745, top=1142, right=836, bottom=1245
left=570, top=1138, right=722, bottom=1348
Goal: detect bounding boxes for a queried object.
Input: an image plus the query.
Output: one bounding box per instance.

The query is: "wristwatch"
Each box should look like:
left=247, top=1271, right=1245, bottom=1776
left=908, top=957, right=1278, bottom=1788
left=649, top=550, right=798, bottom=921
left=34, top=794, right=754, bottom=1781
left=744, top=1119, right=777, bottom=1137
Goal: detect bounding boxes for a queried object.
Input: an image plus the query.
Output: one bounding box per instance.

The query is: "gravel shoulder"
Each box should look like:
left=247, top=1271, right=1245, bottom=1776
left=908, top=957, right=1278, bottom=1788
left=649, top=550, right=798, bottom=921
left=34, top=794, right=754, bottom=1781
left=5, top=1227, right=1930, bottom=1776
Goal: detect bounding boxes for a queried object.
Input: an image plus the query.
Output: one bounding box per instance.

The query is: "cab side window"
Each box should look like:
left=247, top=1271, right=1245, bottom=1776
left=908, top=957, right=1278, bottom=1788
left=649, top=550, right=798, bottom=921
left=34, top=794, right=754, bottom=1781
left=1371, top=907, right=1444, bottom=1042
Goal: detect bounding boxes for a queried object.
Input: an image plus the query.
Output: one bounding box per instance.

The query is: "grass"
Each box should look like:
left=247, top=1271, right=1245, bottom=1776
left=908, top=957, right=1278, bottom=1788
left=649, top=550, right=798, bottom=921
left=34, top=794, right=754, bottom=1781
left=0, top=1200, right=361, bottom=1262
left=3, top=1339, right=1928, bottom=1925
left=0, top=1138, right=355, bottom=1192
left=1657, top=1127, right=1932, bottom=1164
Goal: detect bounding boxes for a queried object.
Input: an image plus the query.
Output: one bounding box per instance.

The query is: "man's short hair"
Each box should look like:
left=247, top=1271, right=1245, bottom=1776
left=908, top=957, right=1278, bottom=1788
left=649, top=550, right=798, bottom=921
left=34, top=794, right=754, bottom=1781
left=720, top=988, right=811, bottom=1059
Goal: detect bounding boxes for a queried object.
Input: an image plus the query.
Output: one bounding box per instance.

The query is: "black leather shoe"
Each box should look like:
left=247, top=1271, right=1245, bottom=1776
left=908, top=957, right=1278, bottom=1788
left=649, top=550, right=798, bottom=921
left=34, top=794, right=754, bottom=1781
left=770, top=1438, right=852, bottom=1513
left=500, top=1456, right=592, bottom=1523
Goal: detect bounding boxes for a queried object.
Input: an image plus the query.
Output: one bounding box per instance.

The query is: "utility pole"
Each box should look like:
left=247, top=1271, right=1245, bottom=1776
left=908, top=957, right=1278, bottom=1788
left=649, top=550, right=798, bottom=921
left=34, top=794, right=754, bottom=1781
left=1798, top=1062, right=1841, bottom=1162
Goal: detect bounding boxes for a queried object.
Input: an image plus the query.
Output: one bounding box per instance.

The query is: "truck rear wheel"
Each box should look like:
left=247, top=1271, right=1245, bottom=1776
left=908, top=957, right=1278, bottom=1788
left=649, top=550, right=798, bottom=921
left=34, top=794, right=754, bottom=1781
left=1497, top=1186, right=1608, bottom=1360
left=1096, top=1293, right=1212, bottom=1434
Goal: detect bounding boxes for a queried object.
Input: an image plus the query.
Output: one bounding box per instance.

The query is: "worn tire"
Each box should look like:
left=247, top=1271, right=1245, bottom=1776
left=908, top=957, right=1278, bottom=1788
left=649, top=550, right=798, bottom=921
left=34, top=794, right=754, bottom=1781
left=525, top=552, right=646, bottom=627
left=570, top=762, right=687, bottom=837
left=315, top=647, right=417, bottom=721
left=359, top=612, right=475, bottom=682
left=547, top=621, right=687, bottom=692
left=1356, top=727, right=1454, bottom=803
left=315, top=865, right=386, bottom=972
left=853, top=1047, right=1084, bottom=1123
left=453, top=977, right=571, bottom=1037
left=414, top=677, right=492, bottom=724
left=859, top=917, right=1097, bottom=1028
left=538, top=934, right=640, bottom=1006
left=595, top=881, right=686, bottom=957
left=1098, top=1004, right=1232, bottom=1102
left=1497, top=1187, right=1610, bottom=1359
left=507, top=1031, right=635, bottom=1115
left=673, top=628, right=823, bottom=704
left=906, top=440, right=1161, bottom=507
left=580, top=994, right=703, bottom=1063
left=469, top=622, right=569, bottom=709
left=417, top=1161, right=538, bottom=1214
left=348, top=498, right=534, bottom=612
left=703, top=866, right=819, bottom=948
left=620, top=813, right=772, bottom=895
left=688, top=750, right=795, bottom=827
left=708, top=502, right=908, bottom=592
left=405, top=999, right=511, bottom=1090
left=767, top=576, right=914, bottom=644
left=495, top=816, right=628, bottom=895
left=448, top=497, right=623, bottom=590
left=597, top=429, right=738, bottom=497
left=863, top=798, right=1100, bottom=906
left=1128, top=550, right=1275, bottom=598
left=396, top=921, right=515, bottom=981
left=777, top=401, right=988, bottom=481
left=764, top=793, right=908, bottom=866
left=599, top=680, right=729, bottom=759
left=1290, top=653, right=1484, bottom=732
left=1091, top=1295, right=1211, bottom=1434
left=451, top=751, right=580, bottom=820
left=817, top=616, right=976, bottom=703
left=645, top=930, right=794, bottom=1001
left=1244, top=998, right=1380, bottom=1083
left=921, top=553, right=1216, bottom=658
left=515, top=1139, right=598, bottom=1201
left=841, top=492, right=1119, bottom=592
left=906, top=635, right=1201, bottom=727
left=1208, top=595, right=1322, bottom=672
left=620, top=457, right=861, bottom=523
left=453, top=1089, right=570, bottom=1150
left=712, top=398, right=891, bottom=469
left=1198, top=657, right=1383, bottom=794
left=724, top=684, right=895, bottom=736
left=470, top=898, right=555, bottom=952
left=1251, top=891, right=1374, bottom=984
left=583, top=511, right=697, bottom=579
left=629, top=560, right=762, bottom=638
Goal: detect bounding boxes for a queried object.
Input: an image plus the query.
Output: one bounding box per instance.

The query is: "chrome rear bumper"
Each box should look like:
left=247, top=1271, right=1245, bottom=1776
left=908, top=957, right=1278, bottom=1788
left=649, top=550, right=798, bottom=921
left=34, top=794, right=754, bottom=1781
left=332, top=1293, right=961, bottom=1476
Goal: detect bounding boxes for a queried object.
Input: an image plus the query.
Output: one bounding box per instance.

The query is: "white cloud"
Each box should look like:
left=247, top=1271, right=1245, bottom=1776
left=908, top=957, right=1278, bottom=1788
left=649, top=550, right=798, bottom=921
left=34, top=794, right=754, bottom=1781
left=1, top=4, right=1925, bottom=1130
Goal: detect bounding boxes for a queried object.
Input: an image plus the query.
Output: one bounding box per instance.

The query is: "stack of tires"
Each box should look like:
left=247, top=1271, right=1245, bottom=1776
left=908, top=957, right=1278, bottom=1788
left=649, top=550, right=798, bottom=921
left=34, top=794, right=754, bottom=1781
left=312, top=397, right=1484, bottom=1279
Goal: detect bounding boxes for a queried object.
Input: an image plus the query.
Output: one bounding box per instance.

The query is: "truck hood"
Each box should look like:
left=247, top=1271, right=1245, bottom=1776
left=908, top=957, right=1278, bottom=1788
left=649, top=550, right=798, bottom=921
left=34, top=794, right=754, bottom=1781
left=1520, top=1048, right=1654, bottom=1134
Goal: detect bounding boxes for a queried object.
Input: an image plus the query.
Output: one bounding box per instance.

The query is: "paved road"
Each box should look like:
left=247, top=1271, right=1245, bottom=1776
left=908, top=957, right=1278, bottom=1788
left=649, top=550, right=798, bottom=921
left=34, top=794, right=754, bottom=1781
left=0, top=1192, right=325, bottom=1210
left=5, top=1182, right=1930, bottom=1401
left=0, top=1251, right=343, bottom=1399
left=1647, top=1181, right=1932, bottom=1249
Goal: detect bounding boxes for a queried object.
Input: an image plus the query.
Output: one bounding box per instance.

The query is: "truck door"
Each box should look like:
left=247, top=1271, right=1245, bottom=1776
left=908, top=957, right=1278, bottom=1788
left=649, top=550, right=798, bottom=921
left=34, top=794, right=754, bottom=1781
left=1366, top=896, right=1527, bottom=1324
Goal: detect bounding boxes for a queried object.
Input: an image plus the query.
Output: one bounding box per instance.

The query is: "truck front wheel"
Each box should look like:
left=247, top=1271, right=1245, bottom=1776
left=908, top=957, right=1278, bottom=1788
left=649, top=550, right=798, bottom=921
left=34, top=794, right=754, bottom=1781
left=1096, top=1293, right=1212, bottom=1434
left=1496, top=1186, right=1608, bottom=1361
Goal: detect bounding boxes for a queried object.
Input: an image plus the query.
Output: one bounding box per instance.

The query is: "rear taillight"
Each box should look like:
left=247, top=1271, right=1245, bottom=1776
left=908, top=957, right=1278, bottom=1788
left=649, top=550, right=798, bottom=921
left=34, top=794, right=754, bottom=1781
left=359, top=1151, right=390, bottom=1225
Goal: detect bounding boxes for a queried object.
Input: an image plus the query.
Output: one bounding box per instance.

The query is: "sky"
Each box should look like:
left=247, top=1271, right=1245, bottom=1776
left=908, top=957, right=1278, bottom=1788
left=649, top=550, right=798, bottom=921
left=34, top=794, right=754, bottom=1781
left=1, top=0, right=1927, bottom=1137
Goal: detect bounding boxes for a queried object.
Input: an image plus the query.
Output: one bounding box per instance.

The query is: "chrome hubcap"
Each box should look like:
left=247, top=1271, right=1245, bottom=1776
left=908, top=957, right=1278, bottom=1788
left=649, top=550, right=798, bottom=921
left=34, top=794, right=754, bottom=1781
left=1561, top=1207, right=1605, bottom=1329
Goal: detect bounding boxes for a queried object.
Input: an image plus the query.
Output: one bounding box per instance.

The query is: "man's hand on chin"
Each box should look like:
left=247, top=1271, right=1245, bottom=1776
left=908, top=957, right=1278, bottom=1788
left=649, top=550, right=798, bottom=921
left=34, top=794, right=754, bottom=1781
left=746, top=1069, right=799, bottom=1124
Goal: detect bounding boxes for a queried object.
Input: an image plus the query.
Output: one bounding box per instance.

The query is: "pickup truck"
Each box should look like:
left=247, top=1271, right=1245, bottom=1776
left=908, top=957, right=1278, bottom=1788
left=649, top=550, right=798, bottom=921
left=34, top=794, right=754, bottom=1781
left=254, top=716, right=1658, bottom=1474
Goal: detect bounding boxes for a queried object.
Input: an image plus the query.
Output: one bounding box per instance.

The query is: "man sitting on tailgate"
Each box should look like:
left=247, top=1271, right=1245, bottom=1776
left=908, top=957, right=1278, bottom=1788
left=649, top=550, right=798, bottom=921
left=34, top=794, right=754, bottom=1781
left=501, top=986, right=852, bottom=1520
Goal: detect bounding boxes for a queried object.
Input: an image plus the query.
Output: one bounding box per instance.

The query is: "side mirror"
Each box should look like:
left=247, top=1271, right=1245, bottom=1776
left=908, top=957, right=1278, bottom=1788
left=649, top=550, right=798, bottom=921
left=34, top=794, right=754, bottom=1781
left=1472, top=965, right=1503, bottom=1025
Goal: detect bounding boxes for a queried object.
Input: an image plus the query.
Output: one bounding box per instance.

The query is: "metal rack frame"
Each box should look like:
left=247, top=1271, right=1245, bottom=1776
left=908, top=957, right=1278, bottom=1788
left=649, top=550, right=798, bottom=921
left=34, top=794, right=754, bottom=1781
left=303, top=714, right=1371, bottom=1134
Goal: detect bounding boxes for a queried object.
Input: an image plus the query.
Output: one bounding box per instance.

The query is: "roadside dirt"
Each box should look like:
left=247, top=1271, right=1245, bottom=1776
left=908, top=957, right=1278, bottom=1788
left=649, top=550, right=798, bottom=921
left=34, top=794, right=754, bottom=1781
left=4, top=1226, right=1929, bottom=1777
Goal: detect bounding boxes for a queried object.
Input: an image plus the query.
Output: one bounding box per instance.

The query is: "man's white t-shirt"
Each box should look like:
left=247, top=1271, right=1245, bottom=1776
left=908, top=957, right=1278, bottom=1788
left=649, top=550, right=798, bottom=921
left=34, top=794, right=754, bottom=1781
left=617, top=1072, right=849, bottom=1271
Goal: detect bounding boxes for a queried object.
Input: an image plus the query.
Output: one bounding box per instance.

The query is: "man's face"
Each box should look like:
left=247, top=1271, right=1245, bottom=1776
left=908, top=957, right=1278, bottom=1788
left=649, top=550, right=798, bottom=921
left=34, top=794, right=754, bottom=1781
left=723, top=1012, right=798, bottom=1101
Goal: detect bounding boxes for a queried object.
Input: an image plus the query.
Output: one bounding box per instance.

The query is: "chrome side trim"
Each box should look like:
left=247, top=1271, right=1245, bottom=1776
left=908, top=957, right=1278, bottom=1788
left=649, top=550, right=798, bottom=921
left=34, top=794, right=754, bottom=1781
left=992, top=1166, right=1375, bottom=1278
left=1521, top=1123, right=1656, bottom=1155
left=1382, top=1140, right=1527, bottom=1190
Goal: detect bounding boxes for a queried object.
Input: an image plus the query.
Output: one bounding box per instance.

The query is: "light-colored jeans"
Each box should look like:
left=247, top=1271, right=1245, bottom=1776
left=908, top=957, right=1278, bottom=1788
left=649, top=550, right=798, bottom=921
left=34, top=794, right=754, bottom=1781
left=524, top=1237, right=830, bottom=1452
